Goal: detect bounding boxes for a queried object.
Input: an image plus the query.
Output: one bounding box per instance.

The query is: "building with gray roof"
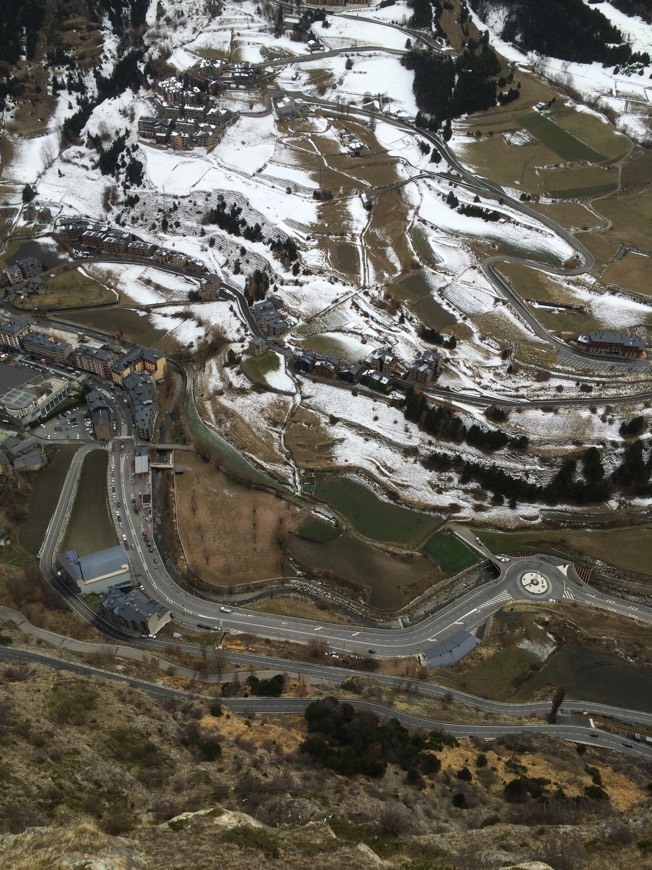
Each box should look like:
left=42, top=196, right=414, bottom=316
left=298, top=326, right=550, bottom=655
left=58, top=545, right=131, bottom=596
left=0, top=317, right=31, bottom=349
left=99, top=588, right=171, bottom=636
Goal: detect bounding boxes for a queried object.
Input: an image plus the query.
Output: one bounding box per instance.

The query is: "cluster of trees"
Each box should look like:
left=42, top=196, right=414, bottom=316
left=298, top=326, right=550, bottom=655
left=419, top=326, right=457, bottom=349
left=426, top=440, right=652, bottom=506
left=446, top=191, right=502, bottom=221
left=62, top=50, right=143, bottom=142
left=0, top=0, right=46, bottom=66
left=269, top=236, right=299, bottom=269
left=244, top=269, right=270, bottom=305
left=611, top=0, right=652, bottom=24
left=246, top=674, right=284, bottom=697
left=301, top=698, right=456, bottom=781
left=94, top=0, right=149, bottom=38
left=402, top=31, right=503, bottom=124
left=468, top=0, right=635, bottom=65
left=203, top=198, right=264, bottom=243
left=404, top=390, right=528, bottom=453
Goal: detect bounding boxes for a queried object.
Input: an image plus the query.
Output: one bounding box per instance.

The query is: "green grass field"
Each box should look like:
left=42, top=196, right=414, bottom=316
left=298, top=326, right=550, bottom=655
left=519, top=112, right=605, bottom=162
left=295, top=518, right=342, bottom=543
left=313, top=476, right=441, bottom=548
left=241, top=350, right=280, bottom=386
left=438, top=646, right=540, bottom=700
left=546, top=182, right=618, bottom=199
left=61, top=450, right=116, bottom=555
left=422, top=531, right=478, bottom=574
left=19, top=445, right=82, bottom=555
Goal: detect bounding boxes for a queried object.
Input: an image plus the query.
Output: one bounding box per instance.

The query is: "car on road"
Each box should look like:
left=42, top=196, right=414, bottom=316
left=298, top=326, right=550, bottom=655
left=368, top=649, right=376, bottom=654
left=623, top=742, right=633, bottom=748
left=220, top=606, right=232, bottom=613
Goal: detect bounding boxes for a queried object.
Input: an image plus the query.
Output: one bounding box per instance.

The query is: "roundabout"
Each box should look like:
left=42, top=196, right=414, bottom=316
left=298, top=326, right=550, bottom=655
left=519, top=570, right=551, bottom=597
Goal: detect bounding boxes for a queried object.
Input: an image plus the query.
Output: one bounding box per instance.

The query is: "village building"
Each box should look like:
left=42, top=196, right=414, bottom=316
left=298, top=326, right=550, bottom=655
left=22, top=331, right=73, bottom=364
left=99, top=587, right=171, bottom=636
left=0, top=316, right=31, bottom=350
left=406, top=350, right=442, bottom=384
left=577, top=332, right=645, bottom=358
left=86, top=390, right=112, bottom=441
left=248, top=336, right=267, bottom=357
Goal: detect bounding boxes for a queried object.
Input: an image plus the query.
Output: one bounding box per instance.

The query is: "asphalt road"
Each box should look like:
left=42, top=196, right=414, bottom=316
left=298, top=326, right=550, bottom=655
left=3, top=646, right=651, bottom=759
left=43, top=436, right=652, bottom=664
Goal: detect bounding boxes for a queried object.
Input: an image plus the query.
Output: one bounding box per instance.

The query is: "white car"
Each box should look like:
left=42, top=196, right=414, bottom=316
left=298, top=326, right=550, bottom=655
left=220, top=606, right=232, bottom=613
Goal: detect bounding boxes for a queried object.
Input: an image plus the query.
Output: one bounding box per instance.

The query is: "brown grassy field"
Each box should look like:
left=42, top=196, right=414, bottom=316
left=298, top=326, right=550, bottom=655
left=66, top=306, right=170, bottom=349
left=284, top=405, right=338, bottom=468
left=602, top=252, right=652, bottom=298
left=14, top=267, right=117, bottom=310
left=595, top=188, right=652, bottom=250
left=539, top=165, right=618, bottom=197
left=531, top=201, right=604, bottom=231
left=174, top=452, right=300, bottom=586
left=496, top=262, right=587, bottom=305
left=574, top=230, right=621, bottom=269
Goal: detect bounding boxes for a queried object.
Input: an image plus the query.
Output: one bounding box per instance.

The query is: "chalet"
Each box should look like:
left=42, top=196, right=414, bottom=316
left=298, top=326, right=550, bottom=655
left=193, top=123, right=219, bottom=148
left=128, top=240, right=158, bottom=258
left=248, top=336, right=267, bottom=357
left=363, top=370, right=392, bottom=394
left=205, top=106, right=233, bottom=128
left=170, top=131, right=193, bottom=150
left=406, top=350, right=441, bottom=385
left=138, top=115, right=169, bottom=138
left=199, top=274, right=222, bottom=298
left=337, top=362, right=365, bottom=384
left=219, top=63, right=256, bottom=89
left=4, top=265, right=23, bottom=285
left=175, top=117, right=197, bottom=135
left=160, top=101, right=181, bottom=119
left=17, top=257, right=41, bottom=279
left=292, top=348, right=316, bottom=373
left=253, top=297, right=289, bottom=337
left=56, top=217, right=88, bottom=240
left=183, top=102, right=206, bottom=119
left=365, top=345, right=395, bottom=374
left=313, top=354, right=340, bottom=379
left=101, top=234, right=130, bottom=255
left=576, top=332, right=645, bottom=358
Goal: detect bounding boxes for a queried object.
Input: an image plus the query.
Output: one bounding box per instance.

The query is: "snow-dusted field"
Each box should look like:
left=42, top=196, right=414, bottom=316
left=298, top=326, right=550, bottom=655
left=0, top=0, right=650, bottom=527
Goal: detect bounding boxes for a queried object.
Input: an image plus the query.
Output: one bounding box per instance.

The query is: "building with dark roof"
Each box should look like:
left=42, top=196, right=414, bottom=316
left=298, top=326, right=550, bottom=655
left=58, top=545, right=131, bottom=596
left=111, top=347, right=166, bottom=385
left=406, top=350, right=441, bottom=385
left=75, top=345, right=116, bottom=378
left=123, top=371, right=157, bottom=440
left=17, top=257, right=41, bottom=279
left=86, top=390, right=111, bottom=441
left=99, top=588, right=171, bottom=636
left=577, top=332, right=645, bottom=358
left=22, top=331, right=72, bottom=364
